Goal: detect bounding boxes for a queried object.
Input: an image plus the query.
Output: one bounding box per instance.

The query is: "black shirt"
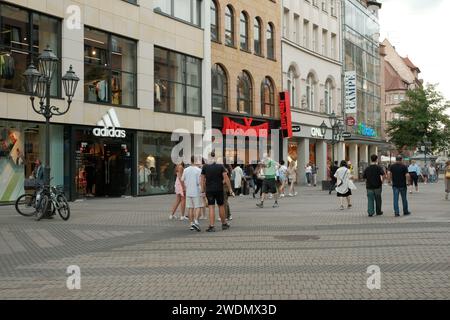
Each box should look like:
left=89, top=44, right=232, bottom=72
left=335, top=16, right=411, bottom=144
left=201, top=163, right=226, bottom=193
left=363, top=164, right=385, bottom=189
left=389, top=163, right=409, bottom=188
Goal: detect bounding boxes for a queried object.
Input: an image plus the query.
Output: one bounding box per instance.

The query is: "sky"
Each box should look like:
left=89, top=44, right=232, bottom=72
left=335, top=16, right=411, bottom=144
left=379, top=0, right=450, bottom=101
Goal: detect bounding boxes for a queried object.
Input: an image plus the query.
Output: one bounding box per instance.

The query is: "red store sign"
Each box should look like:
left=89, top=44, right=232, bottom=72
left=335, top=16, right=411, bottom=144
left=222, top=117, right=269, bottom=138
left=279, top=91, right=293, bottom=138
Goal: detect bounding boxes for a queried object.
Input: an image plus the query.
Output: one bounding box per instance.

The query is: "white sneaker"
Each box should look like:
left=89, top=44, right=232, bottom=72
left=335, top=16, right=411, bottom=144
left=218, top=217, right=222, bottom=222
left=169, top=214, right=174, bottom=220
left=228, top=215, right=233, bottom=221
left=180, top=216, right=188, bottom=221
left=288, top=193, right=294, bottom=197
left=280, top=194, right=285, bottom=198
left=294, top=192, right=298, bottom=196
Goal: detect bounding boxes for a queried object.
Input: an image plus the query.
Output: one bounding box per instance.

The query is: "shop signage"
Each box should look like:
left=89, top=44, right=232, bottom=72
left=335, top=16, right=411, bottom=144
left=342, top=132, right=352, bottom=138
left=346, top=116, right=356, bottom=127
left=93, top=108, right=126, bottom=138
left=222, top=117, right=269, bottom=138
left=357, top=123, right=377, bottom=137
left=279, top=91, right=293, bottom=138
left=311, top=127, right=325, bottom=138
left=292, top=126, right=301, bottom=133
left=344, top=71, right=357, bottom=115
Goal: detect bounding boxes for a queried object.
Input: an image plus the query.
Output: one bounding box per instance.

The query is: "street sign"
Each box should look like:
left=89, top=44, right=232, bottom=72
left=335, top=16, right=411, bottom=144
left=292, top=126, right=301, bottom=133
left=342, top=132, right=352, bottom=138
left=346, top=117, right=356, bottom=126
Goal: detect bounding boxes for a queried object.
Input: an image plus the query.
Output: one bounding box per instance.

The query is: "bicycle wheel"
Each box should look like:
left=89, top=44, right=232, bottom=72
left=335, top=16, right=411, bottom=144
left=36, top=194, right=49, bottom=221
left=56, top=195, right=70, bottom=221
left=15, top=194, right=36, bottom=217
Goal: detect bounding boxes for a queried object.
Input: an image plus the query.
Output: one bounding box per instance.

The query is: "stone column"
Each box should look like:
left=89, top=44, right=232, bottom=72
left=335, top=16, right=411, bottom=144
left=297, top=138, right=309, bottom=185
left=316, top=140, right=328, bottom=183
left=336, top=142, right=346, bottom=164
left=348, top=143, right=359, bottom=180
left=360, top=144, right=369, bottom=165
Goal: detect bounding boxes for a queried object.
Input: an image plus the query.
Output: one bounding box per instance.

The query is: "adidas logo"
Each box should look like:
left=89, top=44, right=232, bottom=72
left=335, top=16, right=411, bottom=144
left=93, top=108, right=126, bottom=138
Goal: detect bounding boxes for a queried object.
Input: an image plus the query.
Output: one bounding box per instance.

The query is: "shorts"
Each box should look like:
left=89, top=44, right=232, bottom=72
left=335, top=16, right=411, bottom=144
left=262, top=178, right=277, bottom=194
left=186, top=196, right=203, bottom=209
left=206, top=191, right=224, bottom=206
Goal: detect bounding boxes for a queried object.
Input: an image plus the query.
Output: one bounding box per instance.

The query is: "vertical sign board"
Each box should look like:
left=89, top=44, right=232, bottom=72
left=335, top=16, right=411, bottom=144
left=344, top=71, right=357, bottom=117
left=279, top=91, right=293, bottom=138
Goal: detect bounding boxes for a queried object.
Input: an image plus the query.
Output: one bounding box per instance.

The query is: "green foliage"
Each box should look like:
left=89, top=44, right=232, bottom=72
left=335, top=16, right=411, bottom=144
left=386, top=84, right=450, bottom=153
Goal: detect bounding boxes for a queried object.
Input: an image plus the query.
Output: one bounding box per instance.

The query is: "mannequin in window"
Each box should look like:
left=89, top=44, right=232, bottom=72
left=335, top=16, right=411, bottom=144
left=112, top=76, right=121, bottom=105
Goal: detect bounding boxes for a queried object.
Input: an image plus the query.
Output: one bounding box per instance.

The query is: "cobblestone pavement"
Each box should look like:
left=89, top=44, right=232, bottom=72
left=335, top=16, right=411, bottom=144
left=0, top=181, right=449, bottom=300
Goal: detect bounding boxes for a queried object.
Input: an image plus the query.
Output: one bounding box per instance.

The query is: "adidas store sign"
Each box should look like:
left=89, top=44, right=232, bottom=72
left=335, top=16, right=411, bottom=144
left=93, top=108, right=126, bottom=138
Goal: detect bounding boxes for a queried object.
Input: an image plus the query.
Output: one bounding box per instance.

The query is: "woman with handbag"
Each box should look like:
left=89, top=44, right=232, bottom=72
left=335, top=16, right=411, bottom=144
left=334, top=160, right=355, bottom=210
left=445, top=161, right=450, bottom=200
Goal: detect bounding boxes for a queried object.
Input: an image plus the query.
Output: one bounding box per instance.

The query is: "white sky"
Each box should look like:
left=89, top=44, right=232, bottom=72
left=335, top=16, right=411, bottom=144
left=379, top=0, right=450, bottom=101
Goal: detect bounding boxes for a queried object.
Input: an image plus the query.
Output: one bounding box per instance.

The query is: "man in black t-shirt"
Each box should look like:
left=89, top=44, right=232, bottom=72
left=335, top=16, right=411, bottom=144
left=363, top=155, right=385, bottom=217
left=388, top=156, right=411, bottom=217
left=201, top=153, right=234, bottom=232
left=329, top=161, right=339, bottom=195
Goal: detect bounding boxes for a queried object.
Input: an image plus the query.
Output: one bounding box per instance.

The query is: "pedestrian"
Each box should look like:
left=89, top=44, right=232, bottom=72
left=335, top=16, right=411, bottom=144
left=246, top=164, right=256, bottom=196
left=329, top=161, right=339, bottom=195
left=311, top=164, right=318, bottom=187
left=169, top=162, right=186, bottom=220
left=422, top=164, right=429, bottom=184
left=408, top=160, right=422, bottom=194
left=33, top=159, right=44, bottom=184
left=388, top=156, right=411, bottom=217
left=428, top=165, right=436, bottom=183
left=200, top=152, right=234, bottom=232
left=334, top=160, right=354, bottom=210
left=363, top=155, right=385, bottom=217
left=254, top=163, right=264, bottom=198
left=277, top=160, right=288, bottom=197
left=305, top=163, right=313, bottom=186
left=223, top=165, right=233, bottom=221
left=181, top=156, right=202, bottom=232
left=256, top=154, right=280, bottom=208
left=287, top=160, right=298, bottom=197
left=232, top=165, right=244, bottom=196
left=444, top=160, right=450, bottom=200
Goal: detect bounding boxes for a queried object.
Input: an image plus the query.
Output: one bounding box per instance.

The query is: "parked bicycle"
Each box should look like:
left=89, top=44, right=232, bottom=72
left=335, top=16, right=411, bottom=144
left=15, top=179, right=70, bottom=221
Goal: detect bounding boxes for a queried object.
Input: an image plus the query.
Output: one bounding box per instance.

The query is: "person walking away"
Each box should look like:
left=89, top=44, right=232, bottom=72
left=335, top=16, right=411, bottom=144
left=277, top=160, right=288, bottom=197
left=256, top=155, right=280, bottom=208
left=287, top=160, right=298, bottom=197
left=335, top=160, right=353, bottom=210
left=201, top=152, right=234, bottom=232
left=428, top=165, right=436, bottom=183
left=169, top=163, right=186, bottom=220
left=254, top=164, right=264, bottom=198
left=232, top=165, right=244, bottom=196
left=181, top=156, right=202, bottom=232
left=363, top=155, right=385, bottom=217
left=329, top=161, right=339, bottom=195
left=422, top=164, right=429, bottom=184
left=311, top=164, right=318, bottom=187
left=305, top=163, right=313, bottom=186
left=246, top=164, right=256, bottom=196
left=388, top=156, right=411, bottom=217
left=444, top=161, right=450, bottom=200
left=223, top=165, right=233, bottom=221
left=408, top=161, right=422, bottom=194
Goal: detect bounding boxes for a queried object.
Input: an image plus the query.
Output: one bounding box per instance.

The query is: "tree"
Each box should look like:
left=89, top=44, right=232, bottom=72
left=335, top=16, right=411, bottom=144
left=386, top=84, right=450, bottom=154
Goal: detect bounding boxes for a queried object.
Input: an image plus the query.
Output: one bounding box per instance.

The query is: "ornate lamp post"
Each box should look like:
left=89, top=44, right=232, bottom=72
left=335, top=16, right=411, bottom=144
left=23, top=46, right=80, bottom=189
left=328, top=112, right=344, bottom=163
left=421, top=137, right=432, bottom=168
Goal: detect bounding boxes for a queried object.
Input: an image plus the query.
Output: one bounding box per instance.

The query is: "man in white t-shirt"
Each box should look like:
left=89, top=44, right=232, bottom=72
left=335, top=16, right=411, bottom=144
left=181, top=156, right=203, bottom=232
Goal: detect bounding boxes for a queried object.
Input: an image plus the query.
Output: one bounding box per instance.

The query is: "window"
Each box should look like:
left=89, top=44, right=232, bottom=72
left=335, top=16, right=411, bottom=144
left=294, top=14, right=300, bottom=44
left=322, top=29, right=328, bottom=56
left=240, top=12, right=249, bottom=51
left=0, top=4, right=61, bottom=95
left=237, top=71, right=252, bottom=114
left=210, top=0, right=218, bottom=41
left=303, top=20, right=309, bottom=48
left=266, top=23, right=275, bottom=59
left=261, top=77, right=275, bottom=117
left=283, top=8, right=289, bottom=39
left=321, top=1, right=328, bottom=12
left=154, top=46, right=202, bottom=115
left=312, top=25, right=318, bottom=52
left=287, top=67, right=297, bottom=108
left=225, top=5, right=234, bottom=47
left=306, top=73, right=315, bottom=111
left=154, top=0, right=202, bottom=27
left=254, top=18, right=262, bottom=55
left=84, top=27, right=137, bottom=107
left=212, top=64, right=228, bottom=111
left=331, top=33, right=337, bottom=59
left=325, top=79, right=333, bottom=114
left=331, top=0, right=337, bottom=17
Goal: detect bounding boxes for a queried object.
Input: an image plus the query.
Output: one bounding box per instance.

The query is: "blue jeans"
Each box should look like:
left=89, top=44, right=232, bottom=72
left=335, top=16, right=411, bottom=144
left=393, top=187, right=409, bottom=215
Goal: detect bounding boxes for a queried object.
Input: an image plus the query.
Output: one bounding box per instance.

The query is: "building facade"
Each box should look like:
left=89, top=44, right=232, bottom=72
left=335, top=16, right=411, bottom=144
left=342, top=0, right=382, bottom=179
left=209, top=0, right=282, bottom=164
left=0, top=0, right=210, bottom=203
left=282, top=0, right=343, bottom=184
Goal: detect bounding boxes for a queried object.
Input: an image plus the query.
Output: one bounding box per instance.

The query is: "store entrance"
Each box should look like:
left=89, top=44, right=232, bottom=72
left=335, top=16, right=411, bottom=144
left=74, top=129, right=132, bottom=199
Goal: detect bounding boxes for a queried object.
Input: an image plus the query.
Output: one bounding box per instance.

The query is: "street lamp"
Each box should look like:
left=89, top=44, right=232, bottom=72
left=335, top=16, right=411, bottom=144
left=329, top=112, right=344, bottom=163
left=320, top=120, right=328, bottom=137
left=421, top=138, right=432, bottom=168
left=23, top=46, right=79, bottom=191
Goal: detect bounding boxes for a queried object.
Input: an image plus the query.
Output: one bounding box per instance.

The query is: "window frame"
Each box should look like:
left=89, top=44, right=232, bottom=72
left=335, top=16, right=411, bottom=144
left=266, top=23, right=275, bottom=60
left=253, top=17, right=262, bottom=56
left=211, top=63, right=228, bottom=111
left=210, top=0, right=219, bottom=42
left=325, top=79, right=333, bottom=114
left=239, top=11, right=249, bottom=51
left=153, top=0, right=202, bottom=27
left=306, top=74, right=315, bottom=111
left=261, top=77, right=275, bottom=117
left=237, top=71, right=253, bottom=114
left=225, top=5, right=235, bottom=47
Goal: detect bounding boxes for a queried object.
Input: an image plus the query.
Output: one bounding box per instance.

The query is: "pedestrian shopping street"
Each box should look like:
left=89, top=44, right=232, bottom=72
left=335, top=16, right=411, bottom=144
left=0, top=181, right=449, bottom=300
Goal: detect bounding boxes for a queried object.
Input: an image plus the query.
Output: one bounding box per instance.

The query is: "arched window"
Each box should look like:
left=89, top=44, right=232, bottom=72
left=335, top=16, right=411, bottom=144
left=306, top=73, right=315, bottom=111
left=225, top=5, right=234, bottom=47
left=212, top=64, right=228, bottom=111
left=240, top=12, right=249, bottom=51
left=261, top=77, right=275, bottom=117
left=254, top=17, right=262, bottom=55
left=325, top=78, right=333, bottom=114
left=211, top=0, right=219, bottom=41
left=287, top=66, right=297, bottom=108
left=237, top=71, right=252, bottom=114
left=266, top=23, right=275, bottom=59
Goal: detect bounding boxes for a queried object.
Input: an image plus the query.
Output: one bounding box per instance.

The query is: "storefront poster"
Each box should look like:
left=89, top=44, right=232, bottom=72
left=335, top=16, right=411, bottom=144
left=222, top=117, right=269, bottom=138
left=344, top=71, right=357, bottom=115
left=279, top=91, right=293, bottom=138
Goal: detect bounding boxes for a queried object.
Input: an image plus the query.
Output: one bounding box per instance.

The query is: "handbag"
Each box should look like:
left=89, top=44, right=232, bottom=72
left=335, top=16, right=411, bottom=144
left=445, top=169, right=450, bottom=179
left=348, top=180, right=357, bottom=190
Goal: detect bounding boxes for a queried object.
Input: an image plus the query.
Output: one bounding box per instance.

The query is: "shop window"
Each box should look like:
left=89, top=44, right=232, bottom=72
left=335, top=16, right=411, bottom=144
left=154, top=0, right=202, bottom=27
left=212, top=64, right=228, bottom=111
left=0, top=3, right=61, bottom=96
left=154, top=46, right=202, bottom=116
left=84, top=27, right=137, bottom=107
